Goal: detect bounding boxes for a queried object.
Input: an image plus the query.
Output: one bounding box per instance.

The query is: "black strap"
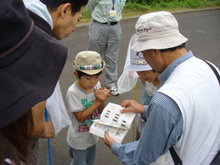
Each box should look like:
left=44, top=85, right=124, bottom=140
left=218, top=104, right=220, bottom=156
left=211, top=150, right=220, bottom=165
left=204, top=60, right=220, bottom=85
left=169, top=147, right=182, bottom=165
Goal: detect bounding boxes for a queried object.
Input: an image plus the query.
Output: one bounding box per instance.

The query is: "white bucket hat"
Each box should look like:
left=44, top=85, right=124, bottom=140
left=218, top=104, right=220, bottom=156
left=73, top=51, right=105, bottom=75
left=134, top=11, right=188, bottom=52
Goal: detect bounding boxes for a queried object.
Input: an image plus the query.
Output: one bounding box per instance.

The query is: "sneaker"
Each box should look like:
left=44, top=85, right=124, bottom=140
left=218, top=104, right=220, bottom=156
left=107, top=87, right=119, bottom=96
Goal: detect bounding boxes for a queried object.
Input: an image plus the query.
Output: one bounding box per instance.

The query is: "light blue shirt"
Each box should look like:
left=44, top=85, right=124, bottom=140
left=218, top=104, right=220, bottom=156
left=111, top=51, right=194, bottom=164
left=87, top=0, right=126, bottom=23
left=24, top=0, right=53, bottom=29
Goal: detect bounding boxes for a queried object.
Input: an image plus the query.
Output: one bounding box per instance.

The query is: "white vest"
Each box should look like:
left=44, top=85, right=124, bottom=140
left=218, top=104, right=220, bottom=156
left=155, top=57, right=220, bottom=165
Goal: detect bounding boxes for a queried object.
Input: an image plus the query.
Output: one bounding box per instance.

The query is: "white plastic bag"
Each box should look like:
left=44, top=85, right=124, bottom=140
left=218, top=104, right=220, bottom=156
left=46, top=81, right=72, bottom=135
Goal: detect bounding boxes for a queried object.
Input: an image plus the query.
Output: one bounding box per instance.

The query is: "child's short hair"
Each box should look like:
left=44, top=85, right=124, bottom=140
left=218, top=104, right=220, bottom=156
left=76, top=70, right=102, bottom=79
left=73, top=51, right=105, bottom=75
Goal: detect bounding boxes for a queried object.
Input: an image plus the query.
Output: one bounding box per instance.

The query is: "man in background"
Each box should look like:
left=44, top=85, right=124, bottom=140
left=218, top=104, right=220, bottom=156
left=87, top=0, right=126, bottom=96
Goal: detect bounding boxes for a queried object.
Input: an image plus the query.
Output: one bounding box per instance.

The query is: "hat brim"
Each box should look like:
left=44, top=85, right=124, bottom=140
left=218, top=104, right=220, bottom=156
left=125, top=63, right=152, bottom=72
left=134, top=32, right=188, bottom=52
left=73, top=60, right=105, bottom=75
left=0, top=25, right=67, bottom=128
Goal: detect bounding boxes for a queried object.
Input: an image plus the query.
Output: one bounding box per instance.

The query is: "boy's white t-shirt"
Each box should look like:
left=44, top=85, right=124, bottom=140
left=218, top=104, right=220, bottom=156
left=66, top=81, right=101, bottom=150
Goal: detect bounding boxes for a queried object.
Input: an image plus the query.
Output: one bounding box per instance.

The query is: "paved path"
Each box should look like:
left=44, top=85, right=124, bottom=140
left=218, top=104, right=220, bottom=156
left=39, top=9, right=220, bottom=165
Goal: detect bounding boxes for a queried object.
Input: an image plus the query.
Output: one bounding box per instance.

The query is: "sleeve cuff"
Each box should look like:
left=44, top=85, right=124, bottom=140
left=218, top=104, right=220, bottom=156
left=111, top=142, right=123, bottom=156
left=143, top=105, right=149, bottom=118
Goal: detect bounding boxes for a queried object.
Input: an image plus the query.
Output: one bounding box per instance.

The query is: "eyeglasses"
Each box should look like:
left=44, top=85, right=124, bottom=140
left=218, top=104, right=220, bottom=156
left=136, top=52, right=144, bottom=59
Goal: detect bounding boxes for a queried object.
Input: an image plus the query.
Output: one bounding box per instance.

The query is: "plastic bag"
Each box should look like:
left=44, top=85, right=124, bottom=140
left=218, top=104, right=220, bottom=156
left=46, top=81, right=72, bottom=135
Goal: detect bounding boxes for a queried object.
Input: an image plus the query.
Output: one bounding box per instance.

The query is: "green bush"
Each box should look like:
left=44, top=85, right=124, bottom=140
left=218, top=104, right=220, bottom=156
left=126, top=0, right=220, bottom=6
left=124, top=2, right=150, bottom=11
left=81, top=0, right=220, bottom=21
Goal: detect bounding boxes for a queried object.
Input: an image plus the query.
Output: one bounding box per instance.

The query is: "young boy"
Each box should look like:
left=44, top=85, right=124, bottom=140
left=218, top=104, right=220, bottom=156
left=125, top=40, right=162, bottom=140
left=66, top=51, right=110, bottom=165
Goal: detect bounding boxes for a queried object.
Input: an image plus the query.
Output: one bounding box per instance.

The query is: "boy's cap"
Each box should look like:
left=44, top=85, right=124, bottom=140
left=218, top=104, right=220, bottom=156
left=73, top=51, right=105, bottom=75
left=125, top=44, right=152, bottom=72
left=0, top=0, right=67, bottom=128
left=134, top=11, right=188, bottom=52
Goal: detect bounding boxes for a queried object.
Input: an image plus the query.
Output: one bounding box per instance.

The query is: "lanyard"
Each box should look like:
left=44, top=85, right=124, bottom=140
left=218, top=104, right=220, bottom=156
left=112, top=0, right=115, bottom=10
left=112, top=0, right=121, bottom=10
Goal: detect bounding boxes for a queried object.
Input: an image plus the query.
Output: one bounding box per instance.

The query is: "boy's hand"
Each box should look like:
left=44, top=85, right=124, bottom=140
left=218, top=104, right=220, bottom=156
left=120, top=100, right=144, bottom=114
left=95, top=87, right=110, bottom=103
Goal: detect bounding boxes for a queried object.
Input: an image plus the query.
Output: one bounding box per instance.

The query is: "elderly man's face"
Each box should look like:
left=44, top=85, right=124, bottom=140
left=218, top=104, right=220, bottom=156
left=142, top=49, right=157, bottom=71
left=142, top=49, right=165, bottom=74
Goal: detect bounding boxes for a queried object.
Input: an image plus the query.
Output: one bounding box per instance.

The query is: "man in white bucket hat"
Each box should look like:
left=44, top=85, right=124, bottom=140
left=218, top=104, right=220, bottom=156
left=104, top=11, right=220, bottom=164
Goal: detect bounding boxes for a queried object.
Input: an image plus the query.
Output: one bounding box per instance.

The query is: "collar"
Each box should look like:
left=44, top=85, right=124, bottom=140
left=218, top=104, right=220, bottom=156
left=158, top=51, right=194, bottom=84
left=24, top=0, right=53, bottom=30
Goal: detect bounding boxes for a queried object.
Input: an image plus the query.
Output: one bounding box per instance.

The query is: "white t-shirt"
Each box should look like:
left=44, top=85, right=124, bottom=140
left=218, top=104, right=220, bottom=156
left=66, top=81, right=101, bottom=150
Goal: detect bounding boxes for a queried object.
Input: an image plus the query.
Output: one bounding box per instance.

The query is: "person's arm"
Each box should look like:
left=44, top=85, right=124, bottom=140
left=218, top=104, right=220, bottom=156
left=97, top=87, right=110, bottom=113
left=74, top=88, right=110, bottom=122
left=105, top=93, right=183, bottom=164
left=120, top=100, right=145, bottom=114
left=119, top=81, right=151, bottom=116
left=87, top=0, right=98, bottom=15
left=97, top=100, right=105, bottom=114
left=31, top=100, right=55, bottom=139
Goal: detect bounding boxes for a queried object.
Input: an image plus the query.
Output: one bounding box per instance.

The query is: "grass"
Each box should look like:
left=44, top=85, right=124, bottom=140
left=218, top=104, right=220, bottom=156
left=79, top=0, right=220, bottom=25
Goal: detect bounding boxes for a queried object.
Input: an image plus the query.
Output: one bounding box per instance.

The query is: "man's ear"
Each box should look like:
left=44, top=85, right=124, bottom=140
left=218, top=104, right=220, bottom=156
left=73, top=71, right=78, bottom=78
left=60, top=3, right=71, bottom=18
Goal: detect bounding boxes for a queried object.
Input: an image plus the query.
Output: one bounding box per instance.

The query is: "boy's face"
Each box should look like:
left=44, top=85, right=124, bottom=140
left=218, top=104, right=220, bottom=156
left=78, top=74, right=100, bottom=91
left=137, top=70, right=159, bottom=84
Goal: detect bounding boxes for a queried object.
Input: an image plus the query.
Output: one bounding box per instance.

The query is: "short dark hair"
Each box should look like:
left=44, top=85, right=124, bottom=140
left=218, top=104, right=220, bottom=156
left=76, top=70, right=102, bottom=79
left=40, top=0, right=88, bottom=16
left=159, top=43, right=186, bottom=52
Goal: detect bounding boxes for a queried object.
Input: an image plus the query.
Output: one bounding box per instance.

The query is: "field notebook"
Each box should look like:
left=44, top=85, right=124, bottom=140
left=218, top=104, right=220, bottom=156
left=89, top=102, right=136, bottom=143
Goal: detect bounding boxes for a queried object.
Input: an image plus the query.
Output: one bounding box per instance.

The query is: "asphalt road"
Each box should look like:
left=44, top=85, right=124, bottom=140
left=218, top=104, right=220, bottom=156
left=38, top=8, right=220, bottom=165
